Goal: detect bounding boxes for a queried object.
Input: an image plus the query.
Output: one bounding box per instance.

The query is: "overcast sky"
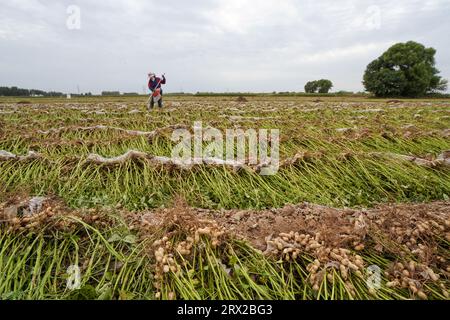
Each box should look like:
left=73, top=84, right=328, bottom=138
left=1, top=0, right=449, bottom=94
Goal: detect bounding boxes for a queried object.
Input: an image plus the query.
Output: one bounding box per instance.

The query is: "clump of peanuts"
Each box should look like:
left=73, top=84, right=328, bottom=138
left=385, top=261, right=448, bottom=300
left=153, top=236, right=180, bottom=282
left=263, top=229, right=449, bottom=299
left=172, top=223, right=226, bottom=257
left=372, top=210, right=448, bottom=261
left=1, top=198, right=112, bottom=233
left=151, top=222, right=227, bottom=299
left=265, top=231, right=365, bottom=295
left=2, top=202, right=65, bottom=232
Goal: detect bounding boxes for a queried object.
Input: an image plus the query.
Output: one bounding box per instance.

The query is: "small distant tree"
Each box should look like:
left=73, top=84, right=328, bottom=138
left=304, top=79, right=333, bottom=93
left=304, top=81, right=319, bottom=93
left=317, top=79, right=333, bottom=93
left=363, top=41, right=447, bottom=97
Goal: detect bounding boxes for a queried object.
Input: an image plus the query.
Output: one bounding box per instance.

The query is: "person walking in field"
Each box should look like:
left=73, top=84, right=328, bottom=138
left=147, top=72, right=166, bottom=110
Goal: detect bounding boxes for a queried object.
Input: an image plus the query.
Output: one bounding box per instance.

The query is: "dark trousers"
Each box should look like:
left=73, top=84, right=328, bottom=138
left=149, top=95, right=163, bottom=109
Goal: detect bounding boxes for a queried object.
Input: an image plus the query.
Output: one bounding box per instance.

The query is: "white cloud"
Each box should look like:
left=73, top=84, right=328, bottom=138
left=299, top=42, right=394, bottom=63
left=205, top=0, right=300, bottom=34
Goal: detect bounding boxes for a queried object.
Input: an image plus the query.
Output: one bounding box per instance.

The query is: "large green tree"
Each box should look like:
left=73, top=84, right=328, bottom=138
left=363, top=41, right=447, bottom=97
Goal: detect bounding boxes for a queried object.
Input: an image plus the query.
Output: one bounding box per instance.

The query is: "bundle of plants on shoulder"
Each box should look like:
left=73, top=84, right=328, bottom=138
left=0, top=95, right=449, bottom=300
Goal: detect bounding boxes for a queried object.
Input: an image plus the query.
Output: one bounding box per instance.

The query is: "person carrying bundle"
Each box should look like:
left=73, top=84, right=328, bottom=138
left=147, top=72, right=166, bottom=110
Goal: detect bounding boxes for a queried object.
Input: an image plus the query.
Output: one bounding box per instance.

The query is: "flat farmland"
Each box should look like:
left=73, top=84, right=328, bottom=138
left=0, top=96, right=449, bottom=300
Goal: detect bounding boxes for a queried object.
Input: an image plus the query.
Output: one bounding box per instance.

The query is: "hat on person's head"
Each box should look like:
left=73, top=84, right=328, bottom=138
left=148, top=72, right=155, bottom=78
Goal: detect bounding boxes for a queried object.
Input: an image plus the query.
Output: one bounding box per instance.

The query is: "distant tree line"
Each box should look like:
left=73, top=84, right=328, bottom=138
left=101, top=92, right=139, bottom=96
left=69, top=93, right=93, bottom=97
left=0, top=87, right=142, bottom=97
left=101, top=91, right=121, bottom=96
left=0, top=86, right=63, bottom=97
